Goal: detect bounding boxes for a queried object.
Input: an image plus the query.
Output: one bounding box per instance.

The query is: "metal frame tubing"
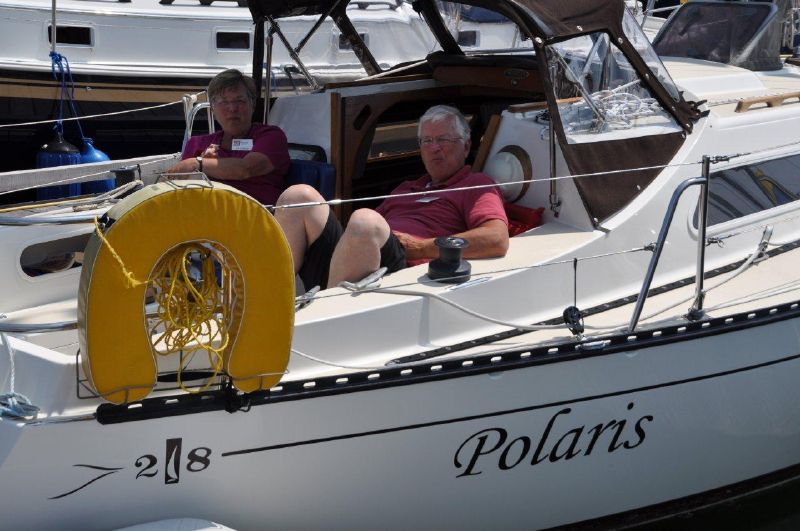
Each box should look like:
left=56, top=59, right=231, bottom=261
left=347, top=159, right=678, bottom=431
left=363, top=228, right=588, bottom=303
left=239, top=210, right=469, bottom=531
left=628, top=172, right=709, bottom=332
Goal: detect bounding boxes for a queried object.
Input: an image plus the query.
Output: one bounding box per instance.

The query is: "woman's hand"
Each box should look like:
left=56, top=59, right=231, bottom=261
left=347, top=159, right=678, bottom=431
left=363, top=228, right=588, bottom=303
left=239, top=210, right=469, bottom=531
left=165, top=158, right=197, bottom=175
left=202, top=144, right=219, bottom=158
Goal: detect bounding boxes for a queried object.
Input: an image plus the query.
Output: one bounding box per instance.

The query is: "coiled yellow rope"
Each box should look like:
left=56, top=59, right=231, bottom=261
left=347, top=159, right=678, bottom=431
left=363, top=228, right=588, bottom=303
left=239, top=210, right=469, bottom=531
left=150, top=244, right=230, bottom=393
left=93, top=218, right=231, bottom=392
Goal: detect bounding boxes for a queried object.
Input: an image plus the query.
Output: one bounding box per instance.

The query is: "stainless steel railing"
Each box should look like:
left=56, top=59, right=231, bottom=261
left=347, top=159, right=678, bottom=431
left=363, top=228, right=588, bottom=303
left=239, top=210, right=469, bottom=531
left=628, top=155, right=714, bottom=332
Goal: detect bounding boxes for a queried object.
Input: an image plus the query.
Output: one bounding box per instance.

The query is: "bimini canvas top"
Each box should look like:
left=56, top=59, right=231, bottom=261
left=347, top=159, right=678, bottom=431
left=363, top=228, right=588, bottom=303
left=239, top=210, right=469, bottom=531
left=247, top=0, right=700, bottom=125
left=248, top=0, right=627, bottom=42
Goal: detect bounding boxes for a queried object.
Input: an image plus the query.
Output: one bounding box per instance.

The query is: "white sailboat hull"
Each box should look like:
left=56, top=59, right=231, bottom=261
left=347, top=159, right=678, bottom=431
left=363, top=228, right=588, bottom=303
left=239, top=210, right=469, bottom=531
left=2, top=309, right=798, bottom=530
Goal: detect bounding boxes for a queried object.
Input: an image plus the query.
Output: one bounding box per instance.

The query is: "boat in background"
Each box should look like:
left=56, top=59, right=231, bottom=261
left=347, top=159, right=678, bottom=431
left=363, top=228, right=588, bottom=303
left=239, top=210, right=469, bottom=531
left=1, top=0, right=800, bottom=528
left=0, top=0, right=437, bottom=172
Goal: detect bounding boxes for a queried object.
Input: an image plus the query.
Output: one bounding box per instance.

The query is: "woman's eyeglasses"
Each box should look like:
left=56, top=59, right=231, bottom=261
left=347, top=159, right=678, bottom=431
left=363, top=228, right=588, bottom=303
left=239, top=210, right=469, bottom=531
left=212, top=98, right=250, bottom=109
left=418, top=135, right=463, bottom=147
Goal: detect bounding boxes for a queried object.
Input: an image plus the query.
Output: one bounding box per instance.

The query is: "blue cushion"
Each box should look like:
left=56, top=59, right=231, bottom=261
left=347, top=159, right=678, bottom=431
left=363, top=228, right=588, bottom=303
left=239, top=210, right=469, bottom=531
left=285, top=160, right=336, bottom=200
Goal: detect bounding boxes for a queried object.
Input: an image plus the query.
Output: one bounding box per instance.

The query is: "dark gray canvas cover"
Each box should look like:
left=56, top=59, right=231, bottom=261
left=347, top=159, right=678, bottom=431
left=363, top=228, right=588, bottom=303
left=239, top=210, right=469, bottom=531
left=653, top=1, right=784, bottom=71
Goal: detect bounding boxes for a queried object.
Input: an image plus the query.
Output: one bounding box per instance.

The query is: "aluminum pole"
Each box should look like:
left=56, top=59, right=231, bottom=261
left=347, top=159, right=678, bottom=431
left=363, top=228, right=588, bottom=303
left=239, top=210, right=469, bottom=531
left=688, top=155, right=711, bottom=320
left=51, top=0, right=57, bottom=54
left=628, top=177, right=706, bottom=333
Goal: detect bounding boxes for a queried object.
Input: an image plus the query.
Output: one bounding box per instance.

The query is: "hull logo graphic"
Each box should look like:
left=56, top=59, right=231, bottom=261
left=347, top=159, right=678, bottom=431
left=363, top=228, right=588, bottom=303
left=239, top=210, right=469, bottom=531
left=50, top=438, right=212, bottom=499
left=454, top=402, right=654, bottom=477
left=49, top=464, right=124, bottom=500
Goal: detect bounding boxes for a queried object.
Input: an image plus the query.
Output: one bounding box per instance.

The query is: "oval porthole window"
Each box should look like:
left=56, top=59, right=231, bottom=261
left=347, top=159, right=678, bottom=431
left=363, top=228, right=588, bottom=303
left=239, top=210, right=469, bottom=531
left=483, top=145, right=532, bottom=203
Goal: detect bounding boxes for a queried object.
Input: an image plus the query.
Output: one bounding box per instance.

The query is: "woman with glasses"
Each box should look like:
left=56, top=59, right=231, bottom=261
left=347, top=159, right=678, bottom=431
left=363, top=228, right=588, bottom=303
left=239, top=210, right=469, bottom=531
left=275, top=105, right=509, bottom=291
left=167, top=69, right=290, bottom=205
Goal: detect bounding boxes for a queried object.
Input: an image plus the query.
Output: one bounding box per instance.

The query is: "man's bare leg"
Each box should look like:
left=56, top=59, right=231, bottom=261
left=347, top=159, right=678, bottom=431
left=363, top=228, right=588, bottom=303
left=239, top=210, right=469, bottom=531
left=327, top=208, right=391, bottom=288
left=274, top=185, right=329, bottom=273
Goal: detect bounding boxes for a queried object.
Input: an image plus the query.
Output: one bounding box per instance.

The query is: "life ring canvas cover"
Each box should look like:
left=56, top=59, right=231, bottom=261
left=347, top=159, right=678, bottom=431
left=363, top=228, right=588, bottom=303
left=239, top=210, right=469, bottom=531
left=77, top=181, right=295, bottom=404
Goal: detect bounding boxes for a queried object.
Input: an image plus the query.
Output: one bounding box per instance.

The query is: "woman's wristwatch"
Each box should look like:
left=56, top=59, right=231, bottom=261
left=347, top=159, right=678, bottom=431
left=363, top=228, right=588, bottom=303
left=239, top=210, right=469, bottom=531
left=195, top=156, right=203, bottom=173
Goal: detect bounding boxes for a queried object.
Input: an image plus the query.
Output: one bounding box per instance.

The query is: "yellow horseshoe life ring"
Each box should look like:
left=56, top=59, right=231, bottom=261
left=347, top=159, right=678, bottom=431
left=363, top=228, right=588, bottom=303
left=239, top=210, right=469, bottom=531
left=78, top=181, right=294, bottom=404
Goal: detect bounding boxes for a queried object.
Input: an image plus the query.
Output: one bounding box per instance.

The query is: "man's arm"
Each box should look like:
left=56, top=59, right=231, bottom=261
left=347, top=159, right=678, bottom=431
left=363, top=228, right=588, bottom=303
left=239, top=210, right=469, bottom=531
left=395, top=218, right=509, bottom=262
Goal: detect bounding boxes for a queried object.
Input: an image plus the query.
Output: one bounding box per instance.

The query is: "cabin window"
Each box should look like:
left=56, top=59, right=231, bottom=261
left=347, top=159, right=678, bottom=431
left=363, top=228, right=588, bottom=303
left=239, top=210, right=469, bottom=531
left=435, top=2, right=533, bottom=53
left=547, top=32, right=681, bottom=143
left=20, top=233, right=90, bottom=277
left=366, top=113, right=474, bottom=160
left=47, top=26, right=92, bottom=46
left=368, top=120, right=420, bottom=159
left=698, top=154, right=800, bottom=226
left=216, top=32, right=250, bottom=50
left=339, top=33, right=369, bottom=50
left=457, top=30, right=478, bottom=48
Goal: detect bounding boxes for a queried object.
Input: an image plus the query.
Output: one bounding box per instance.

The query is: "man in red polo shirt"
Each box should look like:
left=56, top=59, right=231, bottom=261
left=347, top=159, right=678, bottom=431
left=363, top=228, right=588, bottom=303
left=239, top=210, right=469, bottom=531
left=275, top=105, right=508, bottom=290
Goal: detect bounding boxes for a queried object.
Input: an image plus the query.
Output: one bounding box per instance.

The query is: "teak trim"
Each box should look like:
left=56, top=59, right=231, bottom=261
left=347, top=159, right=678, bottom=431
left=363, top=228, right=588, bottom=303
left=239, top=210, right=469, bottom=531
left=735, top=91, right=800, bottom=113
left=472, top=114, right=502, bottom=172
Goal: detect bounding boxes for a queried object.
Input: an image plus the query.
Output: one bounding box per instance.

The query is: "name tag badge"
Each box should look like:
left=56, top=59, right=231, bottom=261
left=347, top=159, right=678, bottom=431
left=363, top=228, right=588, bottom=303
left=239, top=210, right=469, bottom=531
left=416, top=195, right=439, bottom=203
left=232, top=138, right=253, bottom=151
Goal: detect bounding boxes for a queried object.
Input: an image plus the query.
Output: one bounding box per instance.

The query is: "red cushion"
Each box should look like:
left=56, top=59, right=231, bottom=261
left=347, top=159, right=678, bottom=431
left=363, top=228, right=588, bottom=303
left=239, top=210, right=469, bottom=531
left=505, top=203, right=544, bottom=236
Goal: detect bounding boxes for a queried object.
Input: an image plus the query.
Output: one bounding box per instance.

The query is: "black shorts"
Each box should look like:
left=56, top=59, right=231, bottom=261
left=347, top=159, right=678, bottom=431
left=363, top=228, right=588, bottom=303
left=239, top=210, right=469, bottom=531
left=379, top=230, right=407, bottom=277
left=298, top=210, right=407, bottom=290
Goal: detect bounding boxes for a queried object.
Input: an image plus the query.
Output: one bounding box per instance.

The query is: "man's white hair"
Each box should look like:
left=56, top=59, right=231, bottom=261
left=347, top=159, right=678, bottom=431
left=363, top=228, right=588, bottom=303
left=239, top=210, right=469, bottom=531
left=418, top=105, right=471, bottom=139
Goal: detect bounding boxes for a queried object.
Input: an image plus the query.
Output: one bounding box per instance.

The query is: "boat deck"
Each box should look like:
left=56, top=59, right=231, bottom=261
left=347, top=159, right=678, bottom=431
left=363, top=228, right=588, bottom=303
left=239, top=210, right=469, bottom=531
left=665, top=58, right=800, bottom=119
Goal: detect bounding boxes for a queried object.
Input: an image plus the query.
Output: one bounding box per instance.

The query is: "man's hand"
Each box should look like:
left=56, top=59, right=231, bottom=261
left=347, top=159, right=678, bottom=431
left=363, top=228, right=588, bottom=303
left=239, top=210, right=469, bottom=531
left=457, top=219, right=509, bottom=259
left=394, top=219, right=509, bottom=262
left=394, top=231, right=437, bottom=261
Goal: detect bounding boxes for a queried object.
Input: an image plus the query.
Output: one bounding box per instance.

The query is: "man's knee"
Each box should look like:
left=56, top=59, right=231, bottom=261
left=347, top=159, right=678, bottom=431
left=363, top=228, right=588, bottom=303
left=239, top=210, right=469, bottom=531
left=343, top=209, right=390, bottom=245
left=276, top=184, right=324, bottom=207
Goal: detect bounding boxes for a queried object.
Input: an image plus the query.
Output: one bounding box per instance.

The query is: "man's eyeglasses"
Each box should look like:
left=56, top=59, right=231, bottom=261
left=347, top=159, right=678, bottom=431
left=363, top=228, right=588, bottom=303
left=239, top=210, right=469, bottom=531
left=418, top=135, right=464, bottom=147
left=212, top=98, right=250, bottom=109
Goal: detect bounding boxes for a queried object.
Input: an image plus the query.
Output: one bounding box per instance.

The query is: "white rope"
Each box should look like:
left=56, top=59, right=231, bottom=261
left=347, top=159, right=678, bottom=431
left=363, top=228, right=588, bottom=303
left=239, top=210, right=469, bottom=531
left=340, top=283, right=563, bottom=332
left=711, top=212, right=800, bottom=243
left=578, top=90, right=662, bottom=130
left=295, top=245, right=651, bottom=304
left=584, top=231, right=800, bottom=334
left=631, top=240, right=765, bottom=324
left=705, top=278, right=800, bottom=312
left=425, top=272, right=800, bottom=358
left=0, top=332, right=39, bottom=419
left=291, top=348, right=388, bottom=370
left=0, top=99, right=186, bottom=129
left=71, top=180, right=144, bottom=211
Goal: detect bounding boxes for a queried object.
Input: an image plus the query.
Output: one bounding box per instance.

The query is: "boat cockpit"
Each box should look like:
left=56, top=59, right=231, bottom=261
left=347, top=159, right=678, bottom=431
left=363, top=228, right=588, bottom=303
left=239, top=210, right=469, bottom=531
left=251, top=0, right=702, bottom=233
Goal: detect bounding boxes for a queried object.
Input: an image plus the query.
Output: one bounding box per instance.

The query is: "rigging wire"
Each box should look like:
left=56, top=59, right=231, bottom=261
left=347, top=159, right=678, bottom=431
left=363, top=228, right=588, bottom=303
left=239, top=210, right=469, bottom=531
left=269, top=159, right=704, bottom=210
left=0, top=99, right=192, bottom=129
